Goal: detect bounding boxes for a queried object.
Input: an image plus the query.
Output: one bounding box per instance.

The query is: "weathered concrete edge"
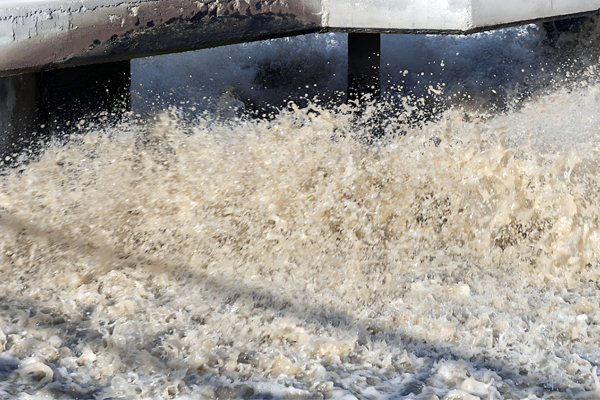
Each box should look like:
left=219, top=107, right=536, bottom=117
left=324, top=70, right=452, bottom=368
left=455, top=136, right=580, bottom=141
left=1, top=0, right=600, bottom=77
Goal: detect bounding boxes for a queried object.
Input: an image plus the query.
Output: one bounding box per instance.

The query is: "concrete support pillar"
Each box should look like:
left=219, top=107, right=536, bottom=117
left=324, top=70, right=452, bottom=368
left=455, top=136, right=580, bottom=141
left=347, top=32, right=381, bottom=104
left=0, top=60, right=130, bottom=161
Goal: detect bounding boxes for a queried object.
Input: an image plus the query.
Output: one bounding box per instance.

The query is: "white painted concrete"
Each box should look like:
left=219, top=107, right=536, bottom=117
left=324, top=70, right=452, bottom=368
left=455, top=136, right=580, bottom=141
left=0, top=0, right=599, bottom=74
left=325, top=0, right=600, bottom=31
left=0, top=0, right=133, bottom=9
left=471, top=0, right=600, bottom=28
left=325, top=0, right=473, bottom=31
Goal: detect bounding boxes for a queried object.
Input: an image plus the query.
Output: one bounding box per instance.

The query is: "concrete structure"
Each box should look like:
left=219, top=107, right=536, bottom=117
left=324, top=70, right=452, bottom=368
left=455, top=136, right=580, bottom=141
left=0, top=0, right=599, bottom=76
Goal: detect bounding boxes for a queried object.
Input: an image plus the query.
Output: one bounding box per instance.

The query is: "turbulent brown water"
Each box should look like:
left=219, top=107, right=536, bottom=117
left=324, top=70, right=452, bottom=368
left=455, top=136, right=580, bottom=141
left=4, top=27, right=600, bottom=400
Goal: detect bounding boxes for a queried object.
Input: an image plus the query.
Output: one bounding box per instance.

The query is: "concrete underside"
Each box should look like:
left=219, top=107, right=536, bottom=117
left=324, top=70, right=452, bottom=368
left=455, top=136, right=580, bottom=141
left=0, top=0, right=599, bottom=76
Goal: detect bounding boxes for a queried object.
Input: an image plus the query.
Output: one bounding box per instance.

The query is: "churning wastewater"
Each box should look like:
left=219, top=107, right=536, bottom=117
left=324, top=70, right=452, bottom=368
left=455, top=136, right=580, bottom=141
left=3, top=21, right=600, bottom=400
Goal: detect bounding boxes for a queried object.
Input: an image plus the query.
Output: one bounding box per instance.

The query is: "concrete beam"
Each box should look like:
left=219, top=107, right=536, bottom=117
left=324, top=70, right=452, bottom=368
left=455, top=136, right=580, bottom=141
left=327, top=0, right=600, bottom=32
left=0, top=0, right=599, bottom=76
left=470, top=0, right=600, bottom=29
left=326, top=0, right=472, bottom=32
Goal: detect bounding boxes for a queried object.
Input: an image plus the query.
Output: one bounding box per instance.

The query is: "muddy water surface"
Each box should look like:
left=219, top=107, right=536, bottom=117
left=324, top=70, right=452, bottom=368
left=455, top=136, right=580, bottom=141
left=3, top=26, right=600, bottom=400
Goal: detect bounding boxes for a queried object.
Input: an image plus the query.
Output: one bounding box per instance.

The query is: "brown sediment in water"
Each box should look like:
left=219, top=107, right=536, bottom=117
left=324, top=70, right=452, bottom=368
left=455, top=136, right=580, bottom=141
left=1, top=85, right=600, bottom=399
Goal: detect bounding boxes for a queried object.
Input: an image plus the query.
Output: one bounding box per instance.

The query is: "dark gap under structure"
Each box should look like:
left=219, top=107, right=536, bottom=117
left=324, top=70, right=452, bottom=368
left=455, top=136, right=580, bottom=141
left=0, top=60, right=131, bottom=161
left=542, top=14, right=595, bottom=43
left=0, top=73, right=40, bottom=160
left=347, top=32, right=382, bottom=139
left=38, top=60, right=131, bottom=134
left=347, top=32, right=381, bottom=104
